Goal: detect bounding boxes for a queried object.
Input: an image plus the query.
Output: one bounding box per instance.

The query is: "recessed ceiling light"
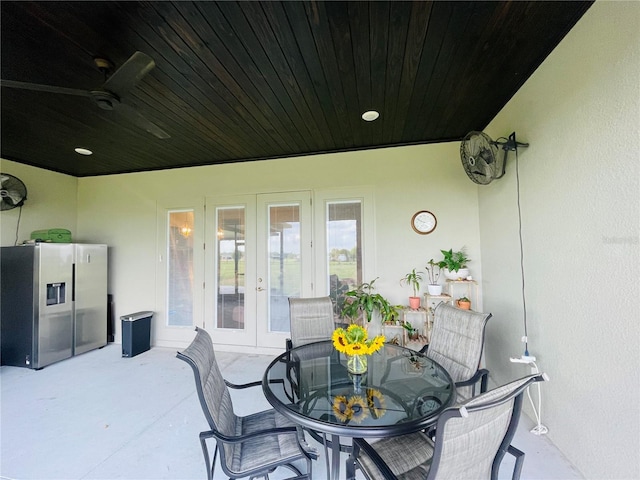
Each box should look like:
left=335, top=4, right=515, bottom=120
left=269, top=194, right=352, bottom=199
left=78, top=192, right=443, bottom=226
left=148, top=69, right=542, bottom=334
left=74, top=148, right=93, bottom=155
left=361, top=110, right=380, bottom=122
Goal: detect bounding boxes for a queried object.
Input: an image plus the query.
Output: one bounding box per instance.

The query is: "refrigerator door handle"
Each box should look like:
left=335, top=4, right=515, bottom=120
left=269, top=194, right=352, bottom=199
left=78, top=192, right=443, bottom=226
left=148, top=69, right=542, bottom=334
left=72, top=263, right=76, bottom=302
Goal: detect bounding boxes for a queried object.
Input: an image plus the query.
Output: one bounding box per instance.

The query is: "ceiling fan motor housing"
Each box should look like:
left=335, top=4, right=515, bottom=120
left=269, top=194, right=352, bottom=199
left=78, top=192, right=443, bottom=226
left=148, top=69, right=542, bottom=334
left=91, top=90, right=119, bottom=110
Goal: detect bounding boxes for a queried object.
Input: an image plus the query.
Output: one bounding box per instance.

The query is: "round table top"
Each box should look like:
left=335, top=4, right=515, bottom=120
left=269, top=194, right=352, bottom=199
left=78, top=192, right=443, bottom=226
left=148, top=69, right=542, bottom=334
left=262, top=340, right=455, bottom=438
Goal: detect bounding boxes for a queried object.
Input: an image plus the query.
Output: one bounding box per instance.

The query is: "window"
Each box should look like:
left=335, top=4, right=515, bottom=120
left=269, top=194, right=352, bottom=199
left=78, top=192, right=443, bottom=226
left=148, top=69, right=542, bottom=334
left=167, top=210, right=194, bottom=326
left=327, top=201, right=362, bottom=317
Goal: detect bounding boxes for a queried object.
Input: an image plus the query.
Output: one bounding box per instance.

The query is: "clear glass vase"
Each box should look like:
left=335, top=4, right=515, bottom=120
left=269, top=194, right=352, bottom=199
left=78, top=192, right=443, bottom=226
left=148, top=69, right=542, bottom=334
left=347, top=354, right=368, bottom=374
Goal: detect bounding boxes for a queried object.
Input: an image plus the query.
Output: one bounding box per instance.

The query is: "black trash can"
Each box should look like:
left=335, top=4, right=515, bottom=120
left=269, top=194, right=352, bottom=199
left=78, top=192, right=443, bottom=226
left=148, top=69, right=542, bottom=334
left=121, top=311, right=153, bottom=357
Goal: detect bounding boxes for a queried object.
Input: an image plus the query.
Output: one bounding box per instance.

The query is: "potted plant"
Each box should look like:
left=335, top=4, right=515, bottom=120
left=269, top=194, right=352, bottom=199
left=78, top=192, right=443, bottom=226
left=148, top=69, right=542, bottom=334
left=456, top=296, right=471, bottom=310
left=400, top=269, right=423, bottom=309
left=402, top=321, right=420, bottom=340
left=425, top=259, right=442, bottom=295
left=384, top=305, right=404, bottom=325
left=438, top=248, right=471, bottom=280
left=341, top=278, right=394, bottom=335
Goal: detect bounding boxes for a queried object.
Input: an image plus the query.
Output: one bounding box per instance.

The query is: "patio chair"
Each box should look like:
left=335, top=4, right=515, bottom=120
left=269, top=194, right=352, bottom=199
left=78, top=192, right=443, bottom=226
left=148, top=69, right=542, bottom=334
left=177, top=327, right=316, bottom=480
left=287, top=296, right=352, bottom=465
left=346, top=373, right=547, bottom=480
left=287, top=296, right=336, bottom=350
left=421, top=302, right=492, bottom=401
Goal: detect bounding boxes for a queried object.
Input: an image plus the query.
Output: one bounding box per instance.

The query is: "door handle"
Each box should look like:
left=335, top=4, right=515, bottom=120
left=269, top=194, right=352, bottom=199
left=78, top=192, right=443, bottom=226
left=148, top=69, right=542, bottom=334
left=256, top=287, right=264, bottom=292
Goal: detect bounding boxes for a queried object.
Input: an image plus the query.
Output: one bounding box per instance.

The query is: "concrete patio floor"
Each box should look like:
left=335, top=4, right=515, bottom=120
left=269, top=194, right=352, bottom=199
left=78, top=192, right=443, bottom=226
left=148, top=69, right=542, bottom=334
left=0, top=343, right=584, bottom=479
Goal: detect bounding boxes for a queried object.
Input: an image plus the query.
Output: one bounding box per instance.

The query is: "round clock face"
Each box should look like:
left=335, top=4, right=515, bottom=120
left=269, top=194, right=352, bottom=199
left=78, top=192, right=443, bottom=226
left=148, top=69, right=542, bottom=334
left=411, top=210, right=437, bottom=235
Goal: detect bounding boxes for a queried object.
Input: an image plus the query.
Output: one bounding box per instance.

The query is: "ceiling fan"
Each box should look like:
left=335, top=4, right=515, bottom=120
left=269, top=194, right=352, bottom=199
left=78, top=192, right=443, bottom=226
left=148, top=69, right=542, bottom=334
left=0, top=51, right=169, bottom=139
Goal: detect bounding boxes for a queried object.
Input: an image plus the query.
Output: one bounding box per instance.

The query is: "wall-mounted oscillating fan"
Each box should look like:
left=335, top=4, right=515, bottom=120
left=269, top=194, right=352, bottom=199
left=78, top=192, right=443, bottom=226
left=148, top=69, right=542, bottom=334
left=0, top=173, right=28, bottom=211
left=460, top=131, right=529, bottom=185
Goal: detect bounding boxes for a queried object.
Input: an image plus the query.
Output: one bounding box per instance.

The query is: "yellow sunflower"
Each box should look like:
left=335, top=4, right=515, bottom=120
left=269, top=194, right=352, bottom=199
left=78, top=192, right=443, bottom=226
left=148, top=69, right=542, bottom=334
left=346, top=343, right=367, bottom=355
left=332, top=328, right=350, bottom=353
left=366, top=335, right=385, bottom=354
left=367, top=388, right=387, bottom=419
left=348, top=395, right=368, bottom=423
left=332, top=395, right=352, bottom=422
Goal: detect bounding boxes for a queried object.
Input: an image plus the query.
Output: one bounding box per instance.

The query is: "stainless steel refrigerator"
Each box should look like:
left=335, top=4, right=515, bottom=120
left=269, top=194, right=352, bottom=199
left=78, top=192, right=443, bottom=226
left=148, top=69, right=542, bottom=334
left=0, top=243, right=107, bottom=369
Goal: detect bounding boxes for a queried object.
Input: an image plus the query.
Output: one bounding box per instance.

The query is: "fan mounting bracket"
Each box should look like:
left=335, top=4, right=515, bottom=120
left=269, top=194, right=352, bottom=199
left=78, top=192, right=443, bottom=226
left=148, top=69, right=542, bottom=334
left=494, top=132, right=529, bottom=151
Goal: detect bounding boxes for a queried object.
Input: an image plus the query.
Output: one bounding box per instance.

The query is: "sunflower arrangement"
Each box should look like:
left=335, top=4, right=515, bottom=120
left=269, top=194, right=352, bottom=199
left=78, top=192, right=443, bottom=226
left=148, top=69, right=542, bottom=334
left=332, top=395, right=368, bottom=423
left=332, top=324, right=385, bottom=355
left=332, top=388, right=387, bottom=423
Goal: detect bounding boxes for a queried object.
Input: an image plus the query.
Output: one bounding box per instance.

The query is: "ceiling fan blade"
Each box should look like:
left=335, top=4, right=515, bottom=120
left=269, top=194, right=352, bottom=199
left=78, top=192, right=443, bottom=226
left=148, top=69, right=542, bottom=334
left=102, top=51, right=155, bottom=99
left=116, top=102, right=170, bottom=139
left=0, top=79, right=91, bottom=97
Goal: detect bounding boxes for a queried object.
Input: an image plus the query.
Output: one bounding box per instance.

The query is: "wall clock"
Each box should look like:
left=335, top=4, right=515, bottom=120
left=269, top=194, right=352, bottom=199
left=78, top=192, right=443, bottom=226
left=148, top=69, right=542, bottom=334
left=411, top=210, right=437, bottom=235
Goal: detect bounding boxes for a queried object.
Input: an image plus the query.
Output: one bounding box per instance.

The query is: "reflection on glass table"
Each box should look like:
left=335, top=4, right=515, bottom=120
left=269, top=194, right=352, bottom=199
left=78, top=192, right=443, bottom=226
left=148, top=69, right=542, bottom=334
left=263, top=340, right=455, bottom=480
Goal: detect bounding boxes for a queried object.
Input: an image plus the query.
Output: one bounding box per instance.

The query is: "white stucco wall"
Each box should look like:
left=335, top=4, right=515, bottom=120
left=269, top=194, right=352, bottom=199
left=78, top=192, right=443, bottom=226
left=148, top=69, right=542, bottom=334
left=76, top=142, right=483, bottom=346
left=0, top=159, right=78, bottom=246
left=480, top=1, right=640, bottom=478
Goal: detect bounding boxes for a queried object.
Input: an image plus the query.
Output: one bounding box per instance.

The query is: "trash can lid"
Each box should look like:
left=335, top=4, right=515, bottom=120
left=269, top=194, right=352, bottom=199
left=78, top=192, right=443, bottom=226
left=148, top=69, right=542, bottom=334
left=120, top=311, right=154, bottom=321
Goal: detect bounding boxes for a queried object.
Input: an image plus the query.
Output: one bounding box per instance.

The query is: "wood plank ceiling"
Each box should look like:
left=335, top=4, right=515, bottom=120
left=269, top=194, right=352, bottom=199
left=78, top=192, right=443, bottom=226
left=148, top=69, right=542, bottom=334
left=1, top=1, right=593, bottom=177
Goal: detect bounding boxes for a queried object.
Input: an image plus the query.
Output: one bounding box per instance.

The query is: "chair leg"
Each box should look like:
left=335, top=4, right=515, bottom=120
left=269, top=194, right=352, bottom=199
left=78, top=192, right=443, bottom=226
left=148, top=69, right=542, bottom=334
left=507, top=445, right=525, bottom=480
left=345, top=441, right=360, bottom=480
left=199, top=434, right=218, bottom=480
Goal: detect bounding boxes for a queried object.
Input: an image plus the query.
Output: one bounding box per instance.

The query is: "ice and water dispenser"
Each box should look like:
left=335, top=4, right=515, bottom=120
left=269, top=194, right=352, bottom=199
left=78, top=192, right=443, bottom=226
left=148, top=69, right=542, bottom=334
left=46, top=282, right=66, bottom=305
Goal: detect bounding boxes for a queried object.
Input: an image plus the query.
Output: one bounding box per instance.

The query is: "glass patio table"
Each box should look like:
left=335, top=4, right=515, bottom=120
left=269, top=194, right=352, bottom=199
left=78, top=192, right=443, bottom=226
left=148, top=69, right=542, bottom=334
left=262, top=340, right=455, bottom=480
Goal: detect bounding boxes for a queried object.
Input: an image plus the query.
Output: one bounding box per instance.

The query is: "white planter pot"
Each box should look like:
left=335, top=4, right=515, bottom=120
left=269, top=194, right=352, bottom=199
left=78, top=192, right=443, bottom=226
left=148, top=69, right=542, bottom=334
left=444, top=268, right=469, bottom=280
left=427, top=284, right=443, bottom=295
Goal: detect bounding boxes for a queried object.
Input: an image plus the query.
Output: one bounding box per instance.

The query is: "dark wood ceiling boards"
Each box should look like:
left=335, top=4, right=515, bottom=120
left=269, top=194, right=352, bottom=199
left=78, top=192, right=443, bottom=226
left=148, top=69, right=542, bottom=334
left=1, top=1, right=593, bottom=177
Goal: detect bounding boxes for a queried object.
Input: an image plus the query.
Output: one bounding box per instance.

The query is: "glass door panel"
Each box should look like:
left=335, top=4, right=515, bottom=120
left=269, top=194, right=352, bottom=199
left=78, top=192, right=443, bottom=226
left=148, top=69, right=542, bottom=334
left=216, top=207, right=246, bottom=330
left=205, top=195, right=256, bottom=347
left=257, top=192, right=312, bottom=348
left=267, top=204, right=301, bottom=333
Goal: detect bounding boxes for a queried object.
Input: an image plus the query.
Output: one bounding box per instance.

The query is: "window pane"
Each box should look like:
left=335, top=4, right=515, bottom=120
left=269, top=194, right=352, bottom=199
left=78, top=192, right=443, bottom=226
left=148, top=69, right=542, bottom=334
left=168, top=210, right=194, bottom=326
left=216, top=207, right=245, bottom=329
left=327, top=201, right=362, bottom=317
left=269, top=204, right=301, bottom=333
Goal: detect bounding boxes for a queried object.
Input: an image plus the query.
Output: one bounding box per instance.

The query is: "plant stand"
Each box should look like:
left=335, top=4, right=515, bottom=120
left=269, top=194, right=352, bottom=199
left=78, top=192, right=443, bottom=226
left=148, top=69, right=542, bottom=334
left=446, top=279, right=480, bottom=311
left=382, top=322, right=405, bottom=346
left=403, top=307, right=429, bottom=349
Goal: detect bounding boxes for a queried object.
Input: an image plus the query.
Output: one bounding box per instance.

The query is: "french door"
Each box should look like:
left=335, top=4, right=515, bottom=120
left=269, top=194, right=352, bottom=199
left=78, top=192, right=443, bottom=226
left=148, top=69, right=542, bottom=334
left=205, top=192, right=312, bottom=349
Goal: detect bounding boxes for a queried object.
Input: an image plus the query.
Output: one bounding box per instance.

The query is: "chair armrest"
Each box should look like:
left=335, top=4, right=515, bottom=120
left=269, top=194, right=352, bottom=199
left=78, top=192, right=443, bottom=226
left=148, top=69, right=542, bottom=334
left=201, top=426, right=319, bottom=460
left=286, top=338, right=293, bottom=351
left=200, top=425, right=301, bottom=444
left=418, top=344, right=429, bottom=355
left=455, top=368, right=490, bottom=394
left=352, top=438, right=400, bottom=480
left=224, top=379, right=262, bottom=390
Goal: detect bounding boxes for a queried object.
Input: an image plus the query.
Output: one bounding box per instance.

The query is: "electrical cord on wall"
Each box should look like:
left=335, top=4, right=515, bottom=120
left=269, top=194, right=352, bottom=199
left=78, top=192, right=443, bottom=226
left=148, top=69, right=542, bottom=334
left=512, top=132, right=548, bottom=435
left=13, top=205, right=24, bottom=246
left=514, top=135, right=530, bottom=357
